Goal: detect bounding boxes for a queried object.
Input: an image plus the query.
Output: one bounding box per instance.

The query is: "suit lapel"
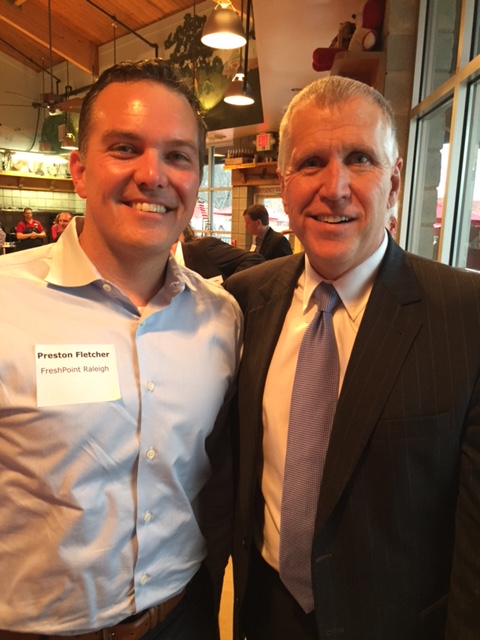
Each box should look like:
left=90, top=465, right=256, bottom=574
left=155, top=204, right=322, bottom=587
left=316, top=241, right=424, bottom=528
left=259, top=227, right=273, bottom=258
left=239, top=254, right=304, bottom=417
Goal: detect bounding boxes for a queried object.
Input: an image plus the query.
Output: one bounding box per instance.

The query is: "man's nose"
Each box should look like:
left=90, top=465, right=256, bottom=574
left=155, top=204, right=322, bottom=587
left=134, top=150, right=168, bottom=189
left=318, top=160, right=350, bottom=201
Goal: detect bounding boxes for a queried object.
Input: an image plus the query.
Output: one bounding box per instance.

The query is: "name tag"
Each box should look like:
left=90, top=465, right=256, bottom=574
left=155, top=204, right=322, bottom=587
left=35, top=344, right=121, bottom=407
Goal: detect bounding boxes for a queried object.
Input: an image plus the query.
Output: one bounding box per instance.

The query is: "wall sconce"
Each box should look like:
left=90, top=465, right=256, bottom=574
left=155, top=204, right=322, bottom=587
left=201, top=1, right=246, bottom=50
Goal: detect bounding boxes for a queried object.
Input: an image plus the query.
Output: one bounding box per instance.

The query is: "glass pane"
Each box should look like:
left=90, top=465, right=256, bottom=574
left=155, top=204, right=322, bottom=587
left=212, top=159, right=232, bottom=189
left=421, top=0, right=462, bottom=98
left=200, top=165, right=208, bottom=190
left=259, top=197, right=290, bottom=233
left=407, top=100, right=453, bottom=259
left=191, top=196, right=209, bottom=232
left=453, top=81, right=480, bottom=271
left=473, top=0, right=480, bottom=57
left=211, top=189, right=232, bottom=238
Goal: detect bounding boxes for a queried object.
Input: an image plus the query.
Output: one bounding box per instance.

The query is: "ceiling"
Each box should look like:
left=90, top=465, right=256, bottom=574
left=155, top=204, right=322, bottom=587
left=0, top=0, right=196, bottom=76
left=0, top=0, right=357, bottom=138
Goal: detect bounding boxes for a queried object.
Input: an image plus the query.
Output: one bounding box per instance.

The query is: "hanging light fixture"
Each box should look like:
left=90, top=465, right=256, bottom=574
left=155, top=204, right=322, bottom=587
left=223, top=0, right=254, bottom=106
left=60, top=62, right=78, bottom=151
left=224, top=72, right=254, bottom=105
left=201, top=0, right=246, bottom=50
left=61, top=132, right=78, bottom=150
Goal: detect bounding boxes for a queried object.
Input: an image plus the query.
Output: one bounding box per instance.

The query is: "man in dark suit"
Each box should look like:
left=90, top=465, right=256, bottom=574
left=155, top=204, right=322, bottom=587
left=243, top=204, right=293, bottom=260
left=225, top=76, right=480, bottom=640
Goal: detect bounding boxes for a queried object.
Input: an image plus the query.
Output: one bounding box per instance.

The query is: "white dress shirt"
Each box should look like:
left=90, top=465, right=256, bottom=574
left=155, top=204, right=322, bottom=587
left=260, top=232, right=389, bottom=570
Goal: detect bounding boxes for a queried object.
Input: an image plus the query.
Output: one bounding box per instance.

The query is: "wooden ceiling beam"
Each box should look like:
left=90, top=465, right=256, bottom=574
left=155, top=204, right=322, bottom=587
left=0, top=2, right=98, bottom=75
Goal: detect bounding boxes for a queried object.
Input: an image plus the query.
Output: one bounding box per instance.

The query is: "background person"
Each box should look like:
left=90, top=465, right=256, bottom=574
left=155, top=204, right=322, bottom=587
left=15, top=207, right=46, bottom=249
left=50, top=211, right=73, bottom=242
left=243, top=204, right=293, bottom=260
left=225, top=76, right=480, bottom=639
left=0, top=59, right=242, bottom=640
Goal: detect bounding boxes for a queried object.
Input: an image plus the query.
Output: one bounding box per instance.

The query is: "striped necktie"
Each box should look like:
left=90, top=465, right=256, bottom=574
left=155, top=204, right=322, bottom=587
left=279, top=281, right=340, bottom=613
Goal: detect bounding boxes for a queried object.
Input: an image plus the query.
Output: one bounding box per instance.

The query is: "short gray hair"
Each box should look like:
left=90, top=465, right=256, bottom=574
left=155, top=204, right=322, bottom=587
left=277, top=76, right=398, bottom=173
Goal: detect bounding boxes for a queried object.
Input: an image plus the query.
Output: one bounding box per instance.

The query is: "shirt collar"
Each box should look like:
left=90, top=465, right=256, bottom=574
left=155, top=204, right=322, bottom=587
left=174, top=241, right=185, bottom=266
left=45, top=215, right=197, bottom=307
left=45, top=216, right=101, bottom=287
left=303, top=230, right=388, bottom=321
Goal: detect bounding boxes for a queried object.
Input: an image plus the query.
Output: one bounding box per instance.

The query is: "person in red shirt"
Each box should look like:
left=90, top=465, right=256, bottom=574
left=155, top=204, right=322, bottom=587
left=16, top=207, right=46, bottom=250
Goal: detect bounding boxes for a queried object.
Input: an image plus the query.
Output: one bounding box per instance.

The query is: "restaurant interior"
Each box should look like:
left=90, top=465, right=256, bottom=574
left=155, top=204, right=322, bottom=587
left=1, top=0, right=480, bottom=637
left=1, top=0, right=480, bottom=269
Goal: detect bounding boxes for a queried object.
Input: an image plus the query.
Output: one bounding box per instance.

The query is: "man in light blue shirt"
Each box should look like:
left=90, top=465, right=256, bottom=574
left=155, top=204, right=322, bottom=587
left=0, top=59, right=241, bottom=640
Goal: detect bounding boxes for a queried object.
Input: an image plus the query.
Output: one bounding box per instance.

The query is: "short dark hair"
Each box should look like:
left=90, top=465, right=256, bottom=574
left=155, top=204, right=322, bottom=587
left=182, top=224, right=197, bottom=243
left=78, top=59, right=207, bottom=173
left=243, top=204, right=269, bottom=226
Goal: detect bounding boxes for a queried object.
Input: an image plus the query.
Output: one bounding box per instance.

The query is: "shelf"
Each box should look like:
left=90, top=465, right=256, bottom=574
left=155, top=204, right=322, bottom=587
left=223, top=162, right=256, bottom=171
left=0, top=171, right=75, bottom=193
left=228, top=162, right=279, bottom=186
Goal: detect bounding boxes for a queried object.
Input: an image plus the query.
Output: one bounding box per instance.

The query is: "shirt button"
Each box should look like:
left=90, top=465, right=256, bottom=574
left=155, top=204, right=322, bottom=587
left=146, top=380, right=155, bottom=392
left=146, top=448, right=156, bottom=460
left=140, top=574, right=149, bottom=585
left=102, top=283, right=112, bottom=292
left=143, top=511, right=152, bottom=523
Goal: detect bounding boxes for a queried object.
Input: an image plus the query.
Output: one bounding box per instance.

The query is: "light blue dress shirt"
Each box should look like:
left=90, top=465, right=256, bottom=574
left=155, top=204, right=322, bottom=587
left=0, top=217, right=242, bottom=633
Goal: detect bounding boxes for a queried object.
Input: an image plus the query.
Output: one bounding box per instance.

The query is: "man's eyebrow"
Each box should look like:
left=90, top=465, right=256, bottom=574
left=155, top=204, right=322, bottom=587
left=101, top=129, right=140, bottom=143
left=100, top=130, right=198, bottom=153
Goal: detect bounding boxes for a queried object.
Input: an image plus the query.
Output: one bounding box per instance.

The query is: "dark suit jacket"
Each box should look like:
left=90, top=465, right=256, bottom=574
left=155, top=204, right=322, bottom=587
left=225, top=236, right=480, bottom=640
left=181, top=236, right=264, bottom=280
left=257, top=226, right=293, bottom=260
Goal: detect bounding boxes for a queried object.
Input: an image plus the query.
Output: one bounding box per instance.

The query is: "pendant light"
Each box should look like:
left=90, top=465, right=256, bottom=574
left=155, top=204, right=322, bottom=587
left=60, top=62, right=78, bottom=151
left=223, top=0, right=254, bottom=106
left=223, top=72, right=254, bottom=105
left=61, top=132, right=78, bottom=150
left=201, top=1, right=246, bottom=50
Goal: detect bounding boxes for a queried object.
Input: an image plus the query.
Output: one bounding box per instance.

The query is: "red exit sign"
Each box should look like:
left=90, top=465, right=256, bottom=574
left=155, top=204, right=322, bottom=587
left=256, top=132, right=274, bottom=151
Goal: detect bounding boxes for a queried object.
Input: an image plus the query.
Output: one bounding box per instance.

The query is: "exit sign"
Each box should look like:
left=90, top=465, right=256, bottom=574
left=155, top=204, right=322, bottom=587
left=256, top=132, right=275, bottom=151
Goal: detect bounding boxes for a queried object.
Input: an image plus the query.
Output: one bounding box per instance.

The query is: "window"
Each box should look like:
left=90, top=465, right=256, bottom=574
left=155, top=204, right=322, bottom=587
left=452, top=80, right=480, bottom=270
left=192, top=147, right=232, bottom=241
left=408, top=100, right=453, bottom=260
left=420, top=0, right=462, bottom=99
left=257, top=196, right=289, bottom=233
left=404, top=0, right=480, bottom=271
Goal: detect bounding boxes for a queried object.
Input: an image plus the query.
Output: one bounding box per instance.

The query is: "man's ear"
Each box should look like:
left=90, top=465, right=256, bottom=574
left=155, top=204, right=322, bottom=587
left=69, top=150, right=87, bottom=199
left=388, top=157, right=403, bottom=209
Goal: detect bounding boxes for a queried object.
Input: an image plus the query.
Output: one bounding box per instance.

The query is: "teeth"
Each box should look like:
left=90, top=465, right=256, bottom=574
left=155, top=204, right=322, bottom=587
left=317, top=215, right=350, bottom=223
left=131, top=202, right=167, bottom=214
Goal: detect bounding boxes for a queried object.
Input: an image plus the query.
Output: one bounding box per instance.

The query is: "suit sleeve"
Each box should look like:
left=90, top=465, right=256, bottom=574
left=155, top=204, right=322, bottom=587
left=206, top=237, right=265, bottom=277
left=446, top=372, right=480, bottom=639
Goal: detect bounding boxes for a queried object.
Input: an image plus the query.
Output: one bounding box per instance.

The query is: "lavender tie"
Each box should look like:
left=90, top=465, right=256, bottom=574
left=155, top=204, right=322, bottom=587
left=279, top=282, right=340, bottom=613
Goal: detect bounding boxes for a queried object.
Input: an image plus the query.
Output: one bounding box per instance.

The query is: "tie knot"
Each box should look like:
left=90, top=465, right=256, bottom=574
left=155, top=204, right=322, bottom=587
left=313, top=282, right=339, bottom=313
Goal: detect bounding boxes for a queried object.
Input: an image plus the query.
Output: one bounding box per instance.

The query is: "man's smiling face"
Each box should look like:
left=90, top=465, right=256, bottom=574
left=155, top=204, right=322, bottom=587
left=69, top=79, right=201, bottom=262
left=279, top=97, right=402, bottom=281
